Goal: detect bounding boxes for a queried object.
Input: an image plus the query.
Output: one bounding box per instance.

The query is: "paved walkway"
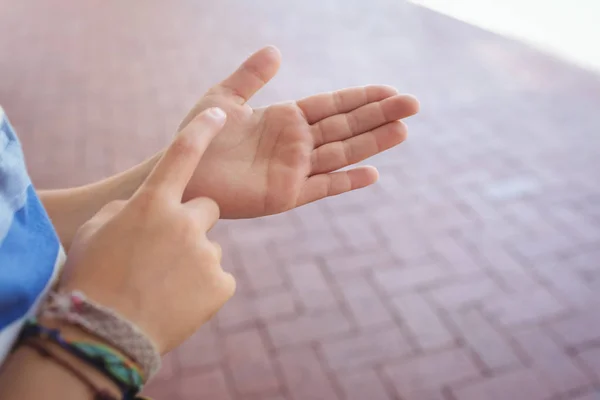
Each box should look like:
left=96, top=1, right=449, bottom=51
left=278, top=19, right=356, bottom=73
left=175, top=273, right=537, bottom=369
left=1, top=1, right=599, bottom=399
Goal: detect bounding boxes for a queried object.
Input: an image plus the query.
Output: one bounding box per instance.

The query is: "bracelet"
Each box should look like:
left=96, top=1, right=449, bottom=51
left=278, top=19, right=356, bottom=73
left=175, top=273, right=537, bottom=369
left=39, top=290, right=161, bottom=380
left=21, top=339, right=121, bottom=400
left=19, top=319, right=146, bottom=399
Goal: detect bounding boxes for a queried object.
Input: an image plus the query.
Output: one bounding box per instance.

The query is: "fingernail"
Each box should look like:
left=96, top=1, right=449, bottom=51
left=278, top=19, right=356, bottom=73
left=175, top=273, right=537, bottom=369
left=206, top=107, right=226, bottom=122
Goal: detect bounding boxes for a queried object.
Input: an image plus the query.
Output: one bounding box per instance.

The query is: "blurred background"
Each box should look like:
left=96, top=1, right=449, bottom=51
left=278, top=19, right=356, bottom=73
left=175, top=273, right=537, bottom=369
left=1, top=1, right=599, bottom=399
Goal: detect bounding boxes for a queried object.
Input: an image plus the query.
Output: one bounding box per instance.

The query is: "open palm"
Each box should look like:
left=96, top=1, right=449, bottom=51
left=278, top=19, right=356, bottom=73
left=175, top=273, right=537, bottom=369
left=180, top=47, right=419, bottom=218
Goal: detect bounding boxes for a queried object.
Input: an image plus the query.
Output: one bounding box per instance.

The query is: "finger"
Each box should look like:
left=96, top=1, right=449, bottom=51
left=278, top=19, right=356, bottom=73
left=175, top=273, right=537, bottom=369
left=209, top=46, right=282, bottom=104
left=219, top=271, right=237, bottom=301
left=78, top=200, right=127, bottom=241
left=211, top=241, right=222, bottom=263
left=297, top=166, right=379, bottom=206
left=310, top=120, right=407, bottom=175
left=213, top=271, right=237, bottom=307
left=311, top=94, right=418, bottom=147
left=296, top=85, right=398, bottom=125
left=94, top=200, right=127, bottom=221
left=141, top=108, right=226, bottom=199
left=197, top=270, right=236, bottom=324
left=185, top=196, right=220, bottom=231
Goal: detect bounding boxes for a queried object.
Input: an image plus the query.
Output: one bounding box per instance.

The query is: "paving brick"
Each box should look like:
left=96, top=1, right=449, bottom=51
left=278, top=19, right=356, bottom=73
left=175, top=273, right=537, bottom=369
left=176, top=325, right=221, bottom=369
left=531, top=261, right=597, bottom=309
left=333, top=214, right=382, bottom=250
left=321, top=327, right=412, bottom=370
left=550, top=308, right=600, bottom=348
left=513, top=326, right=592, bottom=394
left=224, top=328, right=281, bottom=395
left=450, top=309, right=522, bottom=372
left=375, top=219, right=434, bottom=262
left=266, top=309, right=352, bottom=349
left=323, top=250, right=397, bottom=279
left=454, top=369, right=556, bottom=400
left=235, top=247, right=286, bottom=293
left=391, top=293, right=455, bottom=350
left=337, top=278, right=394, bottom=328
left=336, top=370, right=392, bottom=400
left=482, top=175, right=542, bottom=201
left=433, top=236, right=481, bottom=275
left=246, top=396, right=287, bottom=400
left=253, top=291, right=298, bottom=322
left=549, top=206, right=600, bottom=243
left=216, top=292, right=257, bottom=331
left=229, top=216, right=298, bottom=247
left=508, top=230, right=579, bottom=261
left=472, top=240, right=539, bottom=292
left=427, top=273, right=502, bottom=310
left=271, top=229, right=344, bottom=262
left=246, top=261, right=287, bottom=294
left=150, top=350, right=178, bottom=381
left=383, top=347, right=481, bottom=398
left=577, top=347, right=600, bottom=381
left=500, top=202, right=562, bottom=238
left=142, top=379, right=180, bottom=400
left=373, top=263, right=449, bottom=294
left=564, top=247, right=600, bottom=278
left=410, top=203, right=478, bottom=236
left=276, top=347, right=339, bottom=400
left=179, top=368, right=232, bottom=400
left=286, top=261, right=338, bottom=311
left=482, top=287, right=568, bottom=326
left=572, top=391, right=600, bottom=400
left=459, top=190, right=505, bottom=224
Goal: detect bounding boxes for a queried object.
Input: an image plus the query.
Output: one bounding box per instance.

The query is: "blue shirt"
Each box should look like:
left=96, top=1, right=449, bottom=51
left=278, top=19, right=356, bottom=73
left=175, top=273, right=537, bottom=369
left=0, top=107, right=64, bottom=364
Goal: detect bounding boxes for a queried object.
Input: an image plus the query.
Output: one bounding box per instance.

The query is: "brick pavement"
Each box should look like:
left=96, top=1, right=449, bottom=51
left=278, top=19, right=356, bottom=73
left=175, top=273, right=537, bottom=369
left=1, top=0, right=599, bottom=399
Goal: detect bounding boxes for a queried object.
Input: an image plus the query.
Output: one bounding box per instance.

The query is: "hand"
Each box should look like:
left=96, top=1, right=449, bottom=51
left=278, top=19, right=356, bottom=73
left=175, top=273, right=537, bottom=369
left=179, top=46, right=420, bottom=218
left=59, top=108, right=235, bottom=354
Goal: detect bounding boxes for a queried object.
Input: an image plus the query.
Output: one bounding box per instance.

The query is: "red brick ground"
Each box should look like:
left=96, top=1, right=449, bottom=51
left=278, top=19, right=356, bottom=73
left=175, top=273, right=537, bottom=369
left=1, top=1, right=599, bottom=399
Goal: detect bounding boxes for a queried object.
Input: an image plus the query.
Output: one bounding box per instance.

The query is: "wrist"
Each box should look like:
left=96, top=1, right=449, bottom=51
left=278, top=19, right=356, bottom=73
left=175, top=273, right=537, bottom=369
left=0, top=320, right=123, bottom=400
left=40, top=152, right=161, bottom=251
left=100, top=151, right=162, bottom=202
left=35, top=317, right=126, bottom=397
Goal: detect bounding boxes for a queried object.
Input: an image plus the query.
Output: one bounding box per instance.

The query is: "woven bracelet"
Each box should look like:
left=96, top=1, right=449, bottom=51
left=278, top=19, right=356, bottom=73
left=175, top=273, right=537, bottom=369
left=19, top=319, right=146, bottom=399
left=39, top=290, right=161, bottom=380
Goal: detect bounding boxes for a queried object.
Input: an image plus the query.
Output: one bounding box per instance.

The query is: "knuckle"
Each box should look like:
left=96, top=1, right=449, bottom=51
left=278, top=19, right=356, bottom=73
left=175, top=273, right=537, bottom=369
left=170, top=134, right=200, bottom=158
left=77, top=219, right=98, bottom=237
left=209, top=270, right=236, bottom=303
left=272, top=103, right=301, bottom=121
left=101, top=199, right=126, bottom=215
left=210, top=242, right=222, bottom=261
left=198, top=241, right=218, bottom=261
left=179, top=214, right=202, bottom=240
left=203, top=197, right=220, bottom=218
left=192, top=197, right=220, bottom=220
left=133, top=190, right=162, bottom=214
left=218, top=272, right=237, bottom=301
left=223, top=272, right=236, bottom=298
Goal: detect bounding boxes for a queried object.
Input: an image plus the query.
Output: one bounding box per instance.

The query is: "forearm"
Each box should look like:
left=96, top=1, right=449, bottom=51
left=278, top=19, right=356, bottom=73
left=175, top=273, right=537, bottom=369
left=39, top=153, right=161, bottom=251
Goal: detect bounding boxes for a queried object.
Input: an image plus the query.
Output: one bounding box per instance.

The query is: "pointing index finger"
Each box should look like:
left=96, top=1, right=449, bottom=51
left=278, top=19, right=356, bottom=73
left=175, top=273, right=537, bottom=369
left=141, top=107, right=226, bottom=199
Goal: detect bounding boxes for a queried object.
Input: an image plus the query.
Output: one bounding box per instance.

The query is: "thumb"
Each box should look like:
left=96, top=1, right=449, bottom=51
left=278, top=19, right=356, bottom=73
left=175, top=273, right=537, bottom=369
left=214, top=45, right=282, bottom=103
left=179, top=46, right=281, bottom=129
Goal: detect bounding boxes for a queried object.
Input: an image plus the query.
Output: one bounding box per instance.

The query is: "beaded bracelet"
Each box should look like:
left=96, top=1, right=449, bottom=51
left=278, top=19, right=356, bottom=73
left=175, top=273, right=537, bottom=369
left=19, top=319, right=146, bottom=400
